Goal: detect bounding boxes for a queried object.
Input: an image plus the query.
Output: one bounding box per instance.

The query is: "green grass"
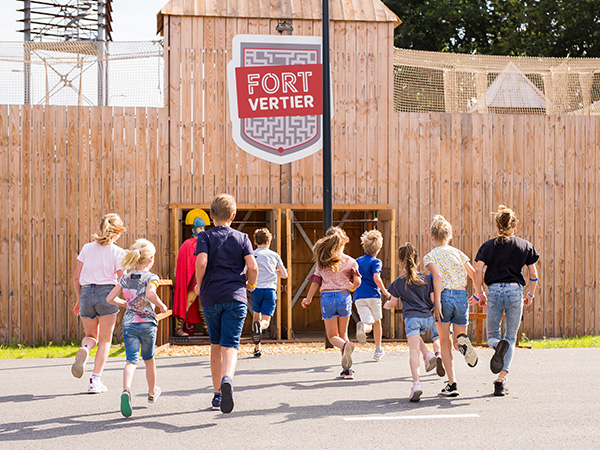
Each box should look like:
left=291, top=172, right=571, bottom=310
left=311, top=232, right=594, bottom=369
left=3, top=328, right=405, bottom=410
left=0, top=342, right=126, bottom=359
left=520, top=334, right=600, bottom=349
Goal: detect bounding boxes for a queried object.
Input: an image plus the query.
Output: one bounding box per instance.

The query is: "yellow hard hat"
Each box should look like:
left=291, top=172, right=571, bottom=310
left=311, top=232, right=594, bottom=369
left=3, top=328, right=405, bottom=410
left=185, top=208, right=210, bottom=227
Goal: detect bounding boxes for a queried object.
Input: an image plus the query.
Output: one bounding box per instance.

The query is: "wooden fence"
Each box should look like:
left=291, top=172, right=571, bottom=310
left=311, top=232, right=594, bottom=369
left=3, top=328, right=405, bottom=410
left=0, top=105, right=170, bottom=345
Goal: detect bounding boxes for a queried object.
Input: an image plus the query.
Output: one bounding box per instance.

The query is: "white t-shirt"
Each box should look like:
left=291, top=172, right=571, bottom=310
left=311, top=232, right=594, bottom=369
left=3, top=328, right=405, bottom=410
left=254, top=247, right=284, bottom=290
left=77, top=241, right=126, bottom=285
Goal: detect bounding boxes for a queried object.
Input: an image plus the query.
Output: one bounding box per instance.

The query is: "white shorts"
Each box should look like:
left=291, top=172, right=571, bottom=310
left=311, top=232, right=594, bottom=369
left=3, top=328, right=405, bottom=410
left=354, top=298, right=383, bottom=324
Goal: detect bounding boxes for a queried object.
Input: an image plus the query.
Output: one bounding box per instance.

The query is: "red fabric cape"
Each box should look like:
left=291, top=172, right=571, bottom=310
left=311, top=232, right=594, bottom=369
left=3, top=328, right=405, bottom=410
left=173, top=237, right=201, bottom=324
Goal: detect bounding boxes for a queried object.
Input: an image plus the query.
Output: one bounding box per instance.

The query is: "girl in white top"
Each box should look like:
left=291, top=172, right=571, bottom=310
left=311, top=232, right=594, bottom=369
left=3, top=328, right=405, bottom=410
left=71, top=213, right=126, bottom=393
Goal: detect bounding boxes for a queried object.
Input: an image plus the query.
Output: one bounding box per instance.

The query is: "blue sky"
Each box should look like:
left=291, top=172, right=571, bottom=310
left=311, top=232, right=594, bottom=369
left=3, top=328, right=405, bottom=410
left=0, top=0, right=169, bottom=41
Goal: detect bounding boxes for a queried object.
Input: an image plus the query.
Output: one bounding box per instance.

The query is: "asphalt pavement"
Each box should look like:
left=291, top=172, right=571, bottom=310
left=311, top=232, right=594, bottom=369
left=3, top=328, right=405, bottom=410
left=1, top=346, right=598, bottom=449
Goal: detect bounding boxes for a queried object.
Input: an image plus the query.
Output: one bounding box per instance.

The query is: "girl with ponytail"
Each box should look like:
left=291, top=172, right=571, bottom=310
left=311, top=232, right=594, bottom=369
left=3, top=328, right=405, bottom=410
left=384, top=243, right=444, bottom=402
left=71, top=213, right=127, bottom=394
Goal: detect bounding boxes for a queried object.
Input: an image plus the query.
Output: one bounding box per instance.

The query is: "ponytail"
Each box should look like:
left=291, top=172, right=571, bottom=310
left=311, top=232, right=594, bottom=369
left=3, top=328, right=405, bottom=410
left=494, top=205, right=517, bottom=243
left=93, top=213, right=126, bottom=245
left=313, top=227, right=348, bottom=271
left=398, top=242, right=425, bottom=286
left=430, top=215, right=452, bottom=243
left=121, top=238, right=156, bottom=272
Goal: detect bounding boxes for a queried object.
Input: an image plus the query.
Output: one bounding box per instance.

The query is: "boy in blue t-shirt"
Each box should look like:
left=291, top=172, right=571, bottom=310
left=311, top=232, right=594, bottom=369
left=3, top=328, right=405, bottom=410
left=194, top=194, right=258, bottom=414
left=353, top=230, right=391, bottom=361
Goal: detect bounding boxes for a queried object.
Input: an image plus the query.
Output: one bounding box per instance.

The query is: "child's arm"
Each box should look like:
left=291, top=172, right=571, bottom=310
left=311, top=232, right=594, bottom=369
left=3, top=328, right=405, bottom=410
left=194, top=252, right=208, bottom=295
left=383, top=295, right=399, bottom=310
left=72, top=261, right=84, bottom=316
left=145, top=282, right=168, bottom=314
left=464, top=261, right=476, bottom=282
left=106, top=285, right=127, bottom=308
left=524, top=263, right=538, bottom=306
left=301, top=282, right=320, bottom=308
left=473, top=260, right=487, bottom=306
left=373, top=272, right=391, bottom=298
left=245, top=253, right=259, bottom=291
left=349, top=266, right=361, bottom=291
left=427, top=262, right=444, bottom=321
left=276, top=264, right=288, bottom=279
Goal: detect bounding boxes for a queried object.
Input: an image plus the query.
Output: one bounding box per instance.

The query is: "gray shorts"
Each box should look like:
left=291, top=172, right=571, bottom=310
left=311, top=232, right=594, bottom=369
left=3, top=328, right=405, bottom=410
left=80, top=284, right=119, bottom=319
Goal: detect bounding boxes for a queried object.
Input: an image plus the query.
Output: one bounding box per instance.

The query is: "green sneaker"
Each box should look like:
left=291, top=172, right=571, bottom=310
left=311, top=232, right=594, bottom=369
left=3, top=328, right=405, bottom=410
left=120, top=389, right=132, bottom=418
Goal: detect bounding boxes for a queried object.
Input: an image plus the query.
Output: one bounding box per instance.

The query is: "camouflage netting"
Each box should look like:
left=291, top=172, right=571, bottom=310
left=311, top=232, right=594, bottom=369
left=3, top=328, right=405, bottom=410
left=394, top=48, right=600, bottom=115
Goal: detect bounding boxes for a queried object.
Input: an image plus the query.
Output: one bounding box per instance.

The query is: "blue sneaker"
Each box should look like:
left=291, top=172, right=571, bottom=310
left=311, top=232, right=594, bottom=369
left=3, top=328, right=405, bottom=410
left=211, top=393, right=222, bottom=410
left=220, top=376, right=234, bottom=414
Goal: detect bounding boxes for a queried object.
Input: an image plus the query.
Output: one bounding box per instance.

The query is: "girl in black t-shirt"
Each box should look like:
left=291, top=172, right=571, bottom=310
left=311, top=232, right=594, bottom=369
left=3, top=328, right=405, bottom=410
left=473, top=205, right=539, bottom=397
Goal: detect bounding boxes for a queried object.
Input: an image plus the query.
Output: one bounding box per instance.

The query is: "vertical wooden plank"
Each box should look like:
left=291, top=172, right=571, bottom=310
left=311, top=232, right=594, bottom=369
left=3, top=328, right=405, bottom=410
left=450, top=114, right=462, bottom=247
left=0, top=105, right=9, bottom=342
left=461, top=113, right=472, bottom=259
left=595, top=117, right=600, bottom=334
left=543, top=115, right=554, bottom=337
left=43, top=106, right=56, bottom=342
left=180, top=17, right=193, bottom=203
left=553, top=115, right=565, bottom=336
left=522, top=114, right=535, bottom=336
left=192, top=16, right=205, bottom=203
left=8, top=106, right=22, bottom=343
left=276, top=208, right=282, bottom=340
left=101, top=106, right=114, bottom=212
left=112, top=108, right=125, bottom=242
left=429, top=113, right=441, bottom=222
left=90, top=107, right=102, bottom=231
left=471, top=113, right=483, bottom=266
left=344, top=21, right=357, bottom=204
left=355, top=20, right=367, bottom=204
left=215, top=16, right=227, bottom=195
left=408, top=114, right=419, bottom=247
left=203, top=16, right=216, bottom=201
left=440, top=113, right=452, bottom=223
left=21, top=106, right=33, bottom=344
left=147, top=108, right=159, bottom=261
left=419, top=113, right=431, bottom=257
left=532, top=115, right=546, bottom=338
left=158, top=108, right=171, bottom=277
left=286, top=208, right=292, bottom=340
left=376, top=22, right=392, bottom=206
left=170, top=16, right=182, bottom=204
left=584, top=116, right=595, bottom=335
left=332, top=20, right=346, bottom=205
left=398, top=113, right=409, bottom=243
left=32, top=106, right=45, bottom=343
left=574, top=115, right=585, bottom=336
left=136, top=108, right=149, bottom=238
left=123, top=107, right=137, bottom=246
left=78, top=107, right=91, bottom=281
left=66, top=107, right=80, bottom=340
left=55, top=106, right=68, bottom=342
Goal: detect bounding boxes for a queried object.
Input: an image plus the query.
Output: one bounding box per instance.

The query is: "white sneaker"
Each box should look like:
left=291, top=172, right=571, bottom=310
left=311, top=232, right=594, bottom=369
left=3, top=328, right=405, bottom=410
left=88, top=376, right=108, bottom=394
left=71, top=347, right=89, bottom=379
left=356, top=322, right=367, bottom=344
left=409, top=383, right=423, bottom=402
left=148, top=386, right=161, bottom=403
left=373, top=346, right=385, bottom=361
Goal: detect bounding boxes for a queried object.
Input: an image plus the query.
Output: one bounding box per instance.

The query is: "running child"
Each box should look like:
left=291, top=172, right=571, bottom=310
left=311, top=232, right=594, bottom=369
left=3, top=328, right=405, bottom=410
left=353, top=230, right=390, bottom=361
left=384, top=243, right=444, bottom=402
left=71, top=213, right=126, bottom=393
left=301, top=227, right=361, bottom=379
left=251, top=228, right=288, bottom=358
left=194, top=194, right=258, bottom=413
left=424, top=215, right=478, bottom=397
left=106, top=238, right=168, bottom=417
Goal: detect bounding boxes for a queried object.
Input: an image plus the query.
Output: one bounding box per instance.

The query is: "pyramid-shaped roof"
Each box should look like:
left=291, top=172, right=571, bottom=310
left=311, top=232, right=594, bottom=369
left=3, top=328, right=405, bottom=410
left=485, top=61, right=547, bottom=109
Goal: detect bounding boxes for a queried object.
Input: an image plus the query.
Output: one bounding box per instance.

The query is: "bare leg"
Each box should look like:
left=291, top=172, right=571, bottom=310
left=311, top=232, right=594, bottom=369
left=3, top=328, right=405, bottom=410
left=373, top=321, right=382, bottom=348
left=144, top=358, right=157, bottom=395
left=364, top=323, right=373, bottom=335
left=337, top=316, right=351, bottom=343
left=432, top=337, right=441, bottom=355
left=80, top=317, right=99, bottom=349
left=123, top=361, right=137, bottom=390
left=437, top=322, right=455, bottom=384
left=324, top=318, right=346, bottom=349
left=221, top=346, right=238, bottom=380
left=407, top=335, right=423, bottom=382
left=210, top=344, right=222, bottom=393
left=92, top=314, right=117, bottom=375
left=260, top=314, right=272, bottom=330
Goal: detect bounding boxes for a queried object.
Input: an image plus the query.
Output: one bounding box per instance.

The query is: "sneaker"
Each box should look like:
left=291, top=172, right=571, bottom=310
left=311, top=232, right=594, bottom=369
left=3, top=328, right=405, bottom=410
left=120, top=389, right=132, bottom=417
left=494, top=379, right=508, bottom=396
left=220, top=376, right=234, bottom=414
left=356, top=322, right=367, bottom=344
left=88, top=376, right=108, bottom=394
left=435, top=356, right=445, bottom=377
left=490, top=339, right=510, bottom=374
left=425, top=353, right=437, bottom=372
left=409, top=384, right=423, bottom=402
left=340, top=368, right=354, bottom=379
left=341, top=341, right=355, bottom=369
left=440, top=382, right=459, bottom=397
left=252, top=321, right=262, bottom=345
left=148, top=386, right=161, bottom=403
left=457, top=334, right=478, bottom=367
left=253, top=348, right=262, bottom=358
left=71, top=347, right=89, bottom=379
left=212, top=393, right=222, bottom=410
left=373, top=346, right=385, bottom=361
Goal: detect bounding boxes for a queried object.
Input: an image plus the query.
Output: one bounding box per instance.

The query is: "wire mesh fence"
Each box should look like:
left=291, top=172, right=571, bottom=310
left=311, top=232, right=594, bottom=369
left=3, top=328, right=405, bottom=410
left=393, top=48, right=600, bottom=115
left=0, top=41, right=164, bottom=107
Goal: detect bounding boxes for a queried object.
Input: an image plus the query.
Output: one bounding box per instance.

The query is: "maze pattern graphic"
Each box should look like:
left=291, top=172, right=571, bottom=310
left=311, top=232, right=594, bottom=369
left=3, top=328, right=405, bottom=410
left=242, top=46, right=319, bottom=153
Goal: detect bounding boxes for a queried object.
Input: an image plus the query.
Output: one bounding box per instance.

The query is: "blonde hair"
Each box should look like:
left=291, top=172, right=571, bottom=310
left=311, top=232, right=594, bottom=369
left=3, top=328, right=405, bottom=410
left=430, top=215, right=453, bottom=243
left=398, top=242, right=425, bottom=286
left=210, top=193, right=236, bottom=222
left=495, top=205, right=517, bottom=241
left=92, top=213, right=126, bottom=245
left=121, top=238, right=156, bottom=272
left=254, top=228, right=272, bottom=245
left=361, top=229, right=383, bottom=255
left=313, top=227, right=348, bottom=271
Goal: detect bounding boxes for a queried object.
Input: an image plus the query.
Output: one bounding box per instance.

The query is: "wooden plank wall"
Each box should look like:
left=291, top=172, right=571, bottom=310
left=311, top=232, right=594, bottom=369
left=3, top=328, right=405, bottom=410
left=390, top=112, right=600, bottom=339
left=0, top=105, right=168, bottom=345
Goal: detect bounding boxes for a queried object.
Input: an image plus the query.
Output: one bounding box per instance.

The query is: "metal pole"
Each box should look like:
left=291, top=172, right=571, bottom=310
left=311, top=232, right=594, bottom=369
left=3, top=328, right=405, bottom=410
left=97, top=1, right=107, bottom=106
left=24, top=0, right=31, bottom=105
left=322, top=0, right=332, bottom=235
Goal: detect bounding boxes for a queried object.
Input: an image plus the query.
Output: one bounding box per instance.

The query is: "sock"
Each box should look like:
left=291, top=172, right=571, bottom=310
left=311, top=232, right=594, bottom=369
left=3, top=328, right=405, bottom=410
left=92, top=373, right=100, bottom=379
left=435, top=351, right=440, bottom=356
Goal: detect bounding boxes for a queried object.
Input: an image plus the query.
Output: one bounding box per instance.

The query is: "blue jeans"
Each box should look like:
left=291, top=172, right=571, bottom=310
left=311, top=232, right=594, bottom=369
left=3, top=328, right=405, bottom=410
left=439, top=289, right=469, bottom=325
left=123, top=322, right=158, bottom=364
left=203, top=301, right=247, bottom=349
left=320, top=290, right=352, bottom=320
left=486, top=283, right=524, bottom=373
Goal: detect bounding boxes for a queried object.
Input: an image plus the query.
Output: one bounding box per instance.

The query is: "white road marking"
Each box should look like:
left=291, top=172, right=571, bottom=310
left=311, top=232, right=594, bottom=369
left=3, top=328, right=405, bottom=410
left=344, top=413, right=480, bottom=421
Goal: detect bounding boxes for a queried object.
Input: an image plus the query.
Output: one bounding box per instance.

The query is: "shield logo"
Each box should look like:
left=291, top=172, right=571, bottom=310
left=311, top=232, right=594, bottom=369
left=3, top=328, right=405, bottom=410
left=228, top=35, right=331, bottom=165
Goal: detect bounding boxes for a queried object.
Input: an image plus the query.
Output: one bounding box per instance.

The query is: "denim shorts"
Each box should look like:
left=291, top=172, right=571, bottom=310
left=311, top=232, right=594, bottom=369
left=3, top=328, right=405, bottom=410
left=404, top=316, right=439, bottom=339
left=79, top=284, right=119, bottom=319
left=123, top=322, right=158, bottom=364
left=438, top=289, right=469, bottom=325
left=250, top=288, right=277, bottom=316
left=202, top=301, right=247, bottom=349
left=320, top=290, right=352, bottom=320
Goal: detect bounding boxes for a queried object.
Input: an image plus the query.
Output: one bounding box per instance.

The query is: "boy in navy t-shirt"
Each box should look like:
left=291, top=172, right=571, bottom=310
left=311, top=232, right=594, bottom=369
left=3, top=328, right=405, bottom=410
left=353, top=230, right=391, bottom=361
left=194, top=194, right=258, bottom=414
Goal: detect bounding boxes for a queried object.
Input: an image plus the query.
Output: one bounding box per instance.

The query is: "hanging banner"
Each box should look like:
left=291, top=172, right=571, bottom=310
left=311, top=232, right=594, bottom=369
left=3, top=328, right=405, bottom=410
left=227, top=34, right=332, bottom=165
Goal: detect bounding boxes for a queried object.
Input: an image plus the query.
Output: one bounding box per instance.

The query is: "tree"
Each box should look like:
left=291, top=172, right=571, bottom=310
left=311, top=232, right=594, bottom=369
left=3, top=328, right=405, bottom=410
left=384, top=0, right=600, bottom=57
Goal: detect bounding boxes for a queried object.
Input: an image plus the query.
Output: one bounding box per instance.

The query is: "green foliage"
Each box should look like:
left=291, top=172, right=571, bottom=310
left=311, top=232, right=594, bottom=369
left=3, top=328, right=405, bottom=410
left=384, top=0, right=600, bottom=57
left=520, top=334, right=600, bottom=348
left=0, top=342, right=126, bottom=359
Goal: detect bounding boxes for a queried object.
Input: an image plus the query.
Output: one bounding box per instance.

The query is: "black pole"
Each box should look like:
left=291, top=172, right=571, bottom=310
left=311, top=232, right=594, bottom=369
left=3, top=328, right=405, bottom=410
left=322, top=0, right=332, bottom=235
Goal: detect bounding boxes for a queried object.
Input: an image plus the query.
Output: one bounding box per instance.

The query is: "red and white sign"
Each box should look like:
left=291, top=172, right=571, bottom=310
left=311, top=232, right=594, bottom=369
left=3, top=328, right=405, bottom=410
left=227, top=34, right=332, bottom=165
